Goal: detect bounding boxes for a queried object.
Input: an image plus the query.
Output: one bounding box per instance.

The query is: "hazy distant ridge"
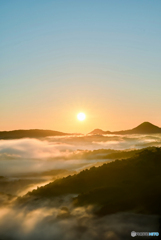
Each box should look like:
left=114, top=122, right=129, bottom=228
left=0, top=122, right=161, bottom=139
left=89, top=122, right=161, bottom=135
left=0, top=129, right=70, bottom=139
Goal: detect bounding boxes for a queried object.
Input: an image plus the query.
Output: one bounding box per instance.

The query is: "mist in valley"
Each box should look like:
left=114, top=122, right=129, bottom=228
left=0, top=134, right=161, bottom=239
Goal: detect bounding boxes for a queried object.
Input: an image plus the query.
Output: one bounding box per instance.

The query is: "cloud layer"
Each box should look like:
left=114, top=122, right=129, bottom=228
left=0, top=196, right=160, bottom=240
left=0, top=134, right=161, bottom=195
left=0, top=135, right=161, bottom=239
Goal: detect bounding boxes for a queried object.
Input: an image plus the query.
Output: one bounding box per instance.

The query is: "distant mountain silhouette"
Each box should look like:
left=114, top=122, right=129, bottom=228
left=1, top=122, right=160, bottom=139
left=0, top=129, right=70, bottom=139
left=89, top=122, right=161, bottom=135
left=89, top=129, right=111, bottom=135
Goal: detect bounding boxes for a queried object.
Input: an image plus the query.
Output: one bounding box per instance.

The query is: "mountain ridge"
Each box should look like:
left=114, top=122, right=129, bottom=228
left=0, top=129, right=70, bottom=139
left=0, top=122, right=160, bottom=139
left=89, top=122, right=161, bottom=135
left=23, top=147, right=161, bottom=216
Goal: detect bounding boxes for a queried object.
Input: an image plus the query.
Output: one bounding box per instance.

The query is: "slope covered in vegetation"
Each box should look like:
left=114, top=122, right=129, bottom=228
left=27, top=147, right=161, bottom=216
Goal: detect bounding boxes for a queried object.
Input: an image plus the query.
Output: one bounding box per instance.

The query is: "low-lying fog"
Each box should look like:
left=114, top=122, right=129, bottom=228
left=0, top=134, right=161, bottom=196
left=0, top=196, right=159, bottom=240
left=0, top=134, right=161, bottom=239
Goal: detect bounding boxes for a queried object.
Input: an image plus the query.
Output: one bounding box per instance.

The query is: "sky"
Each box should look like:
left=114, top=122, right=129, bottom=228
left=1, top=0, right=161, bottom=133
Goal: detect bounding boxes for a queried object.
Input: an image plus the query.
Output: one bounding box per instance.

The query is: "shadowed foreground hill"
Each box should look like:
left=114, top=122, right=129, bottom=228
left=27, top=147, right=161, bottom=216
left=0, top=129, right=70, bottom=139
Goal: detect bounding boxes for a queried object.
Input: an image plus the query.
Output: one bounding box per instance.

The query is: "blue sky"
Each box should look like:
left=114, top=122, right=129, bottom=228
left=1, top=0, right=161, bottom=132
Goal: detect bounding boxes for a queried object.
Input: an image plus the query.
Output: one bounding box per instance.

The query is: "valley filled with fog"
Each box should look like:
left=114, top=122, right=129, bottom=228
left=0, top=134, right=161, bottom=239
left=1, top=133, right=161, bottom=195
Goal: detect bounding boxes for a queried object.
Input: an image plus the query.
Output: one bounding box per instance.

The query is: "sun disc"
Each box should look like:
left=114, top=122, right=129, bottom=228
left=77, top=112, right=86, bottom=121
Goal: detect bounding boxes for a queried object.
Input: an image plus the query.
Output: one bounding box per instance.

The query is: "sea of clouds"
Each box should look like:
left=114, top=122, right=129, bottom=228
left=0, top=194, right=160, bottom=240
left=0, top=134, right=161, bottom=194
left=0, top=134, right=161, bottom=239
left=0, top=134, right=161, bottom=176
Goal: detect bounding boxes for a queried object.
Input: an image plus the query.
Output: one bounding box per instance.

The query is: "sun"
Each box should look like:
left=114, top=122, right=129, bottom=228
left=77, top=112, right=86, bottom=121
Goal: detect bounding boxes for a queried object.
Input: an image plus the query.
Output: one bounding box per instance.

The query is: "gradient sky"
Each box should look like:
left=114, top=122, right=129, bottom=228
left=1, top=0, right=161, bottom=133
